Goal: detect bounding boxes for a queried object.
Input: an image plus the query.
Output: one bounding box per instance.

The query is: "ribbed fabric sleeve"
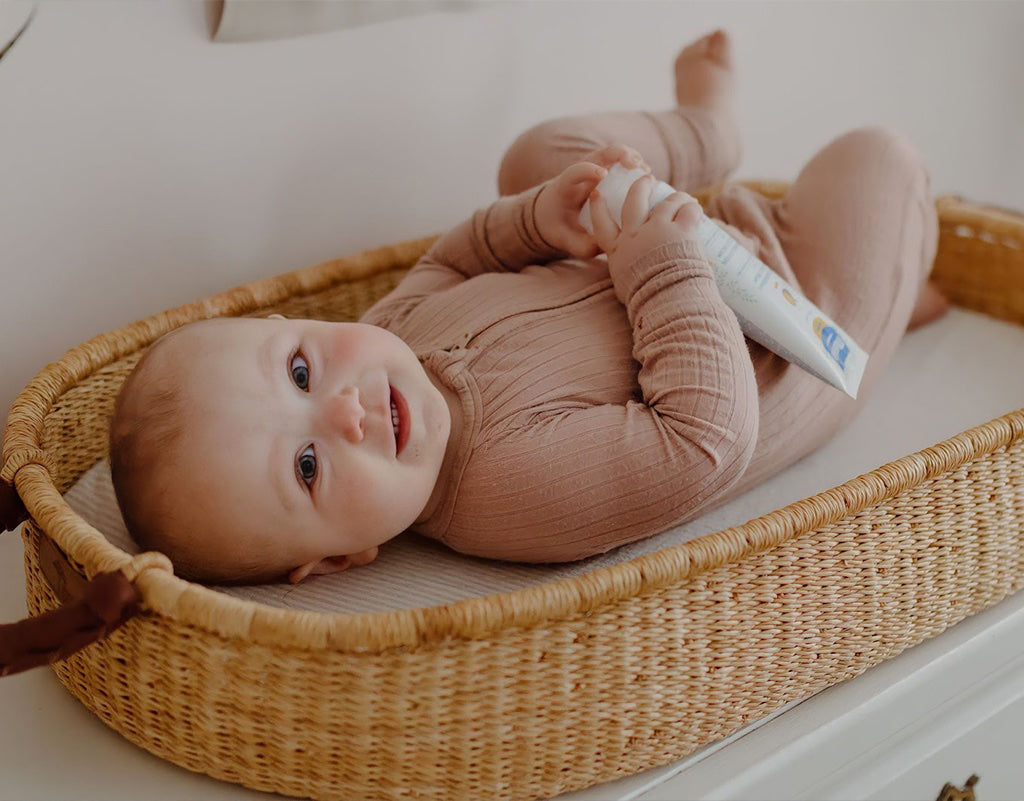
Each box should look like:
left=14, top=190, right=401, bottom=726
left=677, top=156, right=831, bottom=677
left=431, top=236, right=760, bottom=562
left=361, top=183, right=563, bottom=331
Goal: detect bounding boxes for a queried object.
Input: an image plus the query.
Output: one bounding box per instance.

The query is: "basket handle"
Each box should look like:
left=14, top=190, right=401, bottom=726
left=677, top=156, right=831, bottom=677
left=0, top=474, right=144, bottom=677
left=0, top=569, right=141, bottom=677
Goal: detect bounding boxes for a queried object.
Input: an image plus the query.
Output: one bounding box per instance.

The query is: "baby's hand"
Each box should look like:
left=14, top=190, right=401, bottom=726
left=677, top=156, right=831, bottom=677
left=535, top=145, right=649, bottom=259
left=589, top=173, right=702, bottom=267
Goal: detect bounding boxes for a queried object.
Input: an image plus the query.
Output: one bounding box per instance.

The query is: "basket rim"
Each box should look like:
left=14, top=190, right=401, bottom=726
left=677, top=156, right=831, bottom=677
left=5, top=191, right=1024, bottom=653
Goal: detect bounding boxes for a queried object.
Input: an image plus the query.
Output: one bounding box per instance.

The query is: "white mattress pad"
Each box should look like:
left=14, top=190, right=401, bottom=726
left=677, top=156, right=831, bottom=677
left=64, top=306, right=1024, bottom=614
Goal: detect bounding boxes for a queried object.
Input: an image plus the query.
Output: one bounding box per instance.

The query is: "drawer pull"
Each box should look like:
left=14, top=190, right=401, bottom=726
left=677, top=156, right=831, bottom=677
left=936, top=774, right=979, bottom=801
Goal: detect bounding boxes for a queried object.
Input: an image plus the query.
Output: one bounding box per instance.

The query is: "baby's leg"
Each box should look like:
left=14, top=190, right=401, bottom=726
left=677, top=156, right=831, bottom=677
left=775, top=126, right=939, bottom=403
left=497, top=31, right=741, bottom=196
left=728, top=127, right=940, bottom=493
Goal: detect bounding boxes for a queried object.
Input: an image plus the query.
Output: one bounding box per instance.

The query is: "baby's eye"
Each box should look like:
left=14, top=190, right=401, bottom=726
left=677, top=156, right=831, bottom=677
left=290, top=351, right=310, bottom=391
left=296, top=444, right=317, bottom=488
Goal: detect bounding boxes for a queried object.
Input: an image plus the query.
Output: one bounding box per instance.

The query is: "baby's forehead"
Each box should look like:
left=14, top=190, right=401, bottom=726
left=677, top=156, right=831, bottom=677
left=164, top=316, right=304, bottom=396
left=149, top=316, right=322, bottom=406
left=140, top=319, right=254, bottom=395
left=178, top=315, right=267, bottom=341
left=158, top=317, right=276, bottom=359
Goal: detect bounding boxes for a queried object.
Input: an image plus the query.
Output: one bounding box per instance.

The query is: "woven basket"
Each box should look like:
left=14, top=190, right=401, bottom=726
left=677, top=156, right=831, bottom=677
left=3, top=184, right=1024, bottom=801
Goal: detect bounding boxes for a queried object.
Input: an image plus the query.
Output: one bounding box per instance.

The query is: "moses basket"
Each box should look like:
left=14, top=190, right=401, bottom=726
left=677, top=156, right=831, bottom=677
left=2, top=184, right=1023, bottom=801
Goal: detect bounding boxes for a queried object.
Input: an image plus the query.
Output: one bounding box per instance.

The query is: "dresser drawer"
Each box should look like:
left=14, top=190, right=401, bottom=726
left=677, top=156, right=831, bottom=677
left=867, top=692, right=1024, bottom=801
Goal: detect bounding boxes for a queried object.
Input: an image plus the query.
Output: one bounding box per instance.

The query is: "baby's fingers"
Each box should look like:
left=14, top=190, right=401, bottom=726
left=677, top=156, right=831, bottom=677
left=561, top=161, right=608, bottom=189
left=586, top=144, right=649, bottom=172
left=589, top=190, right=619, bottom=253
left=674, top=201, right=703, bottom=230
left=621, top=173, right=655, bottom=231
left=652, top=191, right=703, bottom=231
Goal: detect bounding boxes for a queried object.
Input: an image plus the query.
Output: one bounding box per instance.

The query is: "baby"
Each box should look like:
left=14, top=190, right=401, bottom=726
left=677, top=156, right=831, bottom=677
left=109, top=31, right=949, bottom=585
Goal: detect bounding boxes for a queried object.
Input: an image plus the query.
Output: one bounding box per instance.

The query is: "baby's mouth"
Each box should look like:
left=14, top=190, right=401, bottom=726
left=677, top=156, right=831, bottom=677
left=389, top=385, right=409, bottom=457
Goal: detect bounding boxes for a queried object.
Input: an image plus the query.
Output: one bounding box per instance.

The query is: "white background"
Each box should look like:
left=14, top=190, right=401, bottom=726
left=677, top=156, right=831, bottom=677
left=2, top=0, right=1023, bottom=435
left=1, top=1, right=1023, bottom=799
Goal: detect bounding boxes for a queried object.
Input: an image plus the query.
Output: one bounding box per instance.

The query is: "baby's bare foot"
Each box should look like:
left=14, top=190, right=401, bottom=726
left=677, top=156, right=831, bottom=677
left=671, top=29, right=741, bottom=184
left=907, top=280, right=951, bottom=331
left=674, top=29, right=733, bottom=110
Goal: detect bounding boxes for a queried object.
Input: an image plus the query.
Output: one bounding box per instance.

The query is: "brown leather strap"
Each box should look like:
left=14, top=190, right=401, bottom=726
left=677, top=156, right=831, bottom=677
left=0, top=479, right=28, bottom=533
left=0, top=570, right=141, bottom=677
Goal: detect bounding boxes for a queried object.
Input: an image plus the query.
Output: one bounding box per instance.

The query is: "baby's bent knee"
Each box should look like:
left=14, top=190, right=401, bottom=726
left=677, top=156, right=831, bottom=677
left=836, top=126, right=930, bottom=188
left=497, top=117, right=603, bottom=196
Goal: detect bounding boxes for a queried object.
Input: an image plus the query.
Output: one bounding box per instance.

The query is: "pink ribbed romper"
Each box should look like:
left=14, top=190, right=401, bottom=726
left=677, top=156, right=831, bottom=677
left=361, top=105, right=939, bottom=562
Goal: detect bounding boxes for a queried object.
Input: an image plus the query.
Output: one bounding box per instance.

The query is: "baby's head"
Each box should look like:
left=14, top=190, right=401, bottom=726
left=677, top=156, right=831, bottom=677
left=109, top=315, right=453, bottom=584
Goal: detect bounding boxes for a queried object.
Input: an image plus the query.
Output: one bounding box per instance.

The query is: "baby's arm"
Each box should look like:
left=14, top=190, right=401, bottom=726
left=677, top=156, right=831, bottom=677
left=425, top=145, right=646, bottom=279
left=440, top=178, right=760, bottom=562
left=361, top=185, right=560, bottom=328
left=362, top=147, right=646, bottom=328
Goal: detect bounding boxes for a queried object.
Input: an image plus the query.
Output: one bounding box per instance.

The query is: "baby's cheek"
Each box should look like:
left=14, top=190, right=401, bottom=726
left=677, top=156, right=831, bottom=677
left=338, top=469, right=396, bottom=518
left=334, top=471, right=374, bottom=507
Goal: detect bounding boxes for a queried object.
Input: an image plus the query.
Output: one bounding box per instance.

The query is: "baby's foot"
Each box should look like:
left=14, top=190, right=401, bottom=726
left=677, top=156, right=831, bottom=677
left=672, top=30, right=741, bottom=185
left=907, top=280, right=951, bottom=331
left=674, top=29, right=734, bottom=110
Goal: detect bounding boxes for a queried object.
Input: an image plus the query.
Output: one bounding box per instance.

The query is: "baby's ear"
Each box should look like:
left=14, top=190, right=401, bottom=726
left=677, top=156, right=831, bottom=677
left=287, top=555, right=351, bottom=584
left=287, top=548, right=379, bottom=584
left=347, top=546, right=379, bottom=567
left=267, top=313, right=286, bottom=321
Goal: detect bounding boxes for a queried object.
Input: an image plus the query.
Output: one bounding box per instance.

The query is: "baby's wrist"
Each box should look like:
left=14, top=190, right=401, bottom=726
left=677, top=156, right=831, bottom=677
left=532, top=182, right=562, bottom=252
left=611, top=233, right=704, bottom=271
left=607, top=237, right=708, bottom=300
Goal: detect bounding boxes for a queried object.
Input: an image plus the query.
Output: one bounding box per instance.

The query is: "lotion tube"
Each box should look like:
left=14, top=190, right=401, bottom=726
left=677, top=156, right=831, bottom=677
left=579, top=164, right=868, bottom=399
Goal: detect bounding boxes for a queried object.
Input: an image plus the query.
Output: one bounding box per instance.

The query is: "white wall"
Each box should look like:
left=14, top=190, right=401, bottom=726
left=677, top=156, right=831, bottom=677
left=2, top=0, right=1022, bottom=435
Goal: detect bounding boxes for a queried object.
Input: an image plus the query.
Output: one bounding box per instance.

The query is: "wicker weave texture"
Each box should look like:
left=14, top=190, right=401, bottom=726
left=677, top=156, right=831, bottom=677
left=6, top=191, right=1024, bottom=801
left=22, top=437, right=1024, bottom=799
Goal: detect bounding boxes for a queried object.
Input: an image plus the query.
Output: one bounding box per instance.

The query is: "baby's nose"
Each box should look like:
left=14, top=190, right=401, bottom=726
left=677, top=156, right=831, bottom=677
left=324, top=386, right=365, bottom=443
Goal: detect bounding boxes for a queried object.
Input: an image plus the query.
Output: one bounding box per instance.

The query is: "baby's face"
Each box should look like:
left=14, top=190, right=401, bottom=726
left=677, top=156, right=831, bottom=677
left=161, top=316, right=452, bottom=582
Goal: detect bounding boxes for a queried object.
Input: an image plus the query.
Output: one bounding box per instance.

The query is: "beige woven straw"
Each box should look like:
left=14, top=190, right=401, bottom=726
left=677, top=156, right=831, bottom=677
left=3, top=184, right=1024, bottom=800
